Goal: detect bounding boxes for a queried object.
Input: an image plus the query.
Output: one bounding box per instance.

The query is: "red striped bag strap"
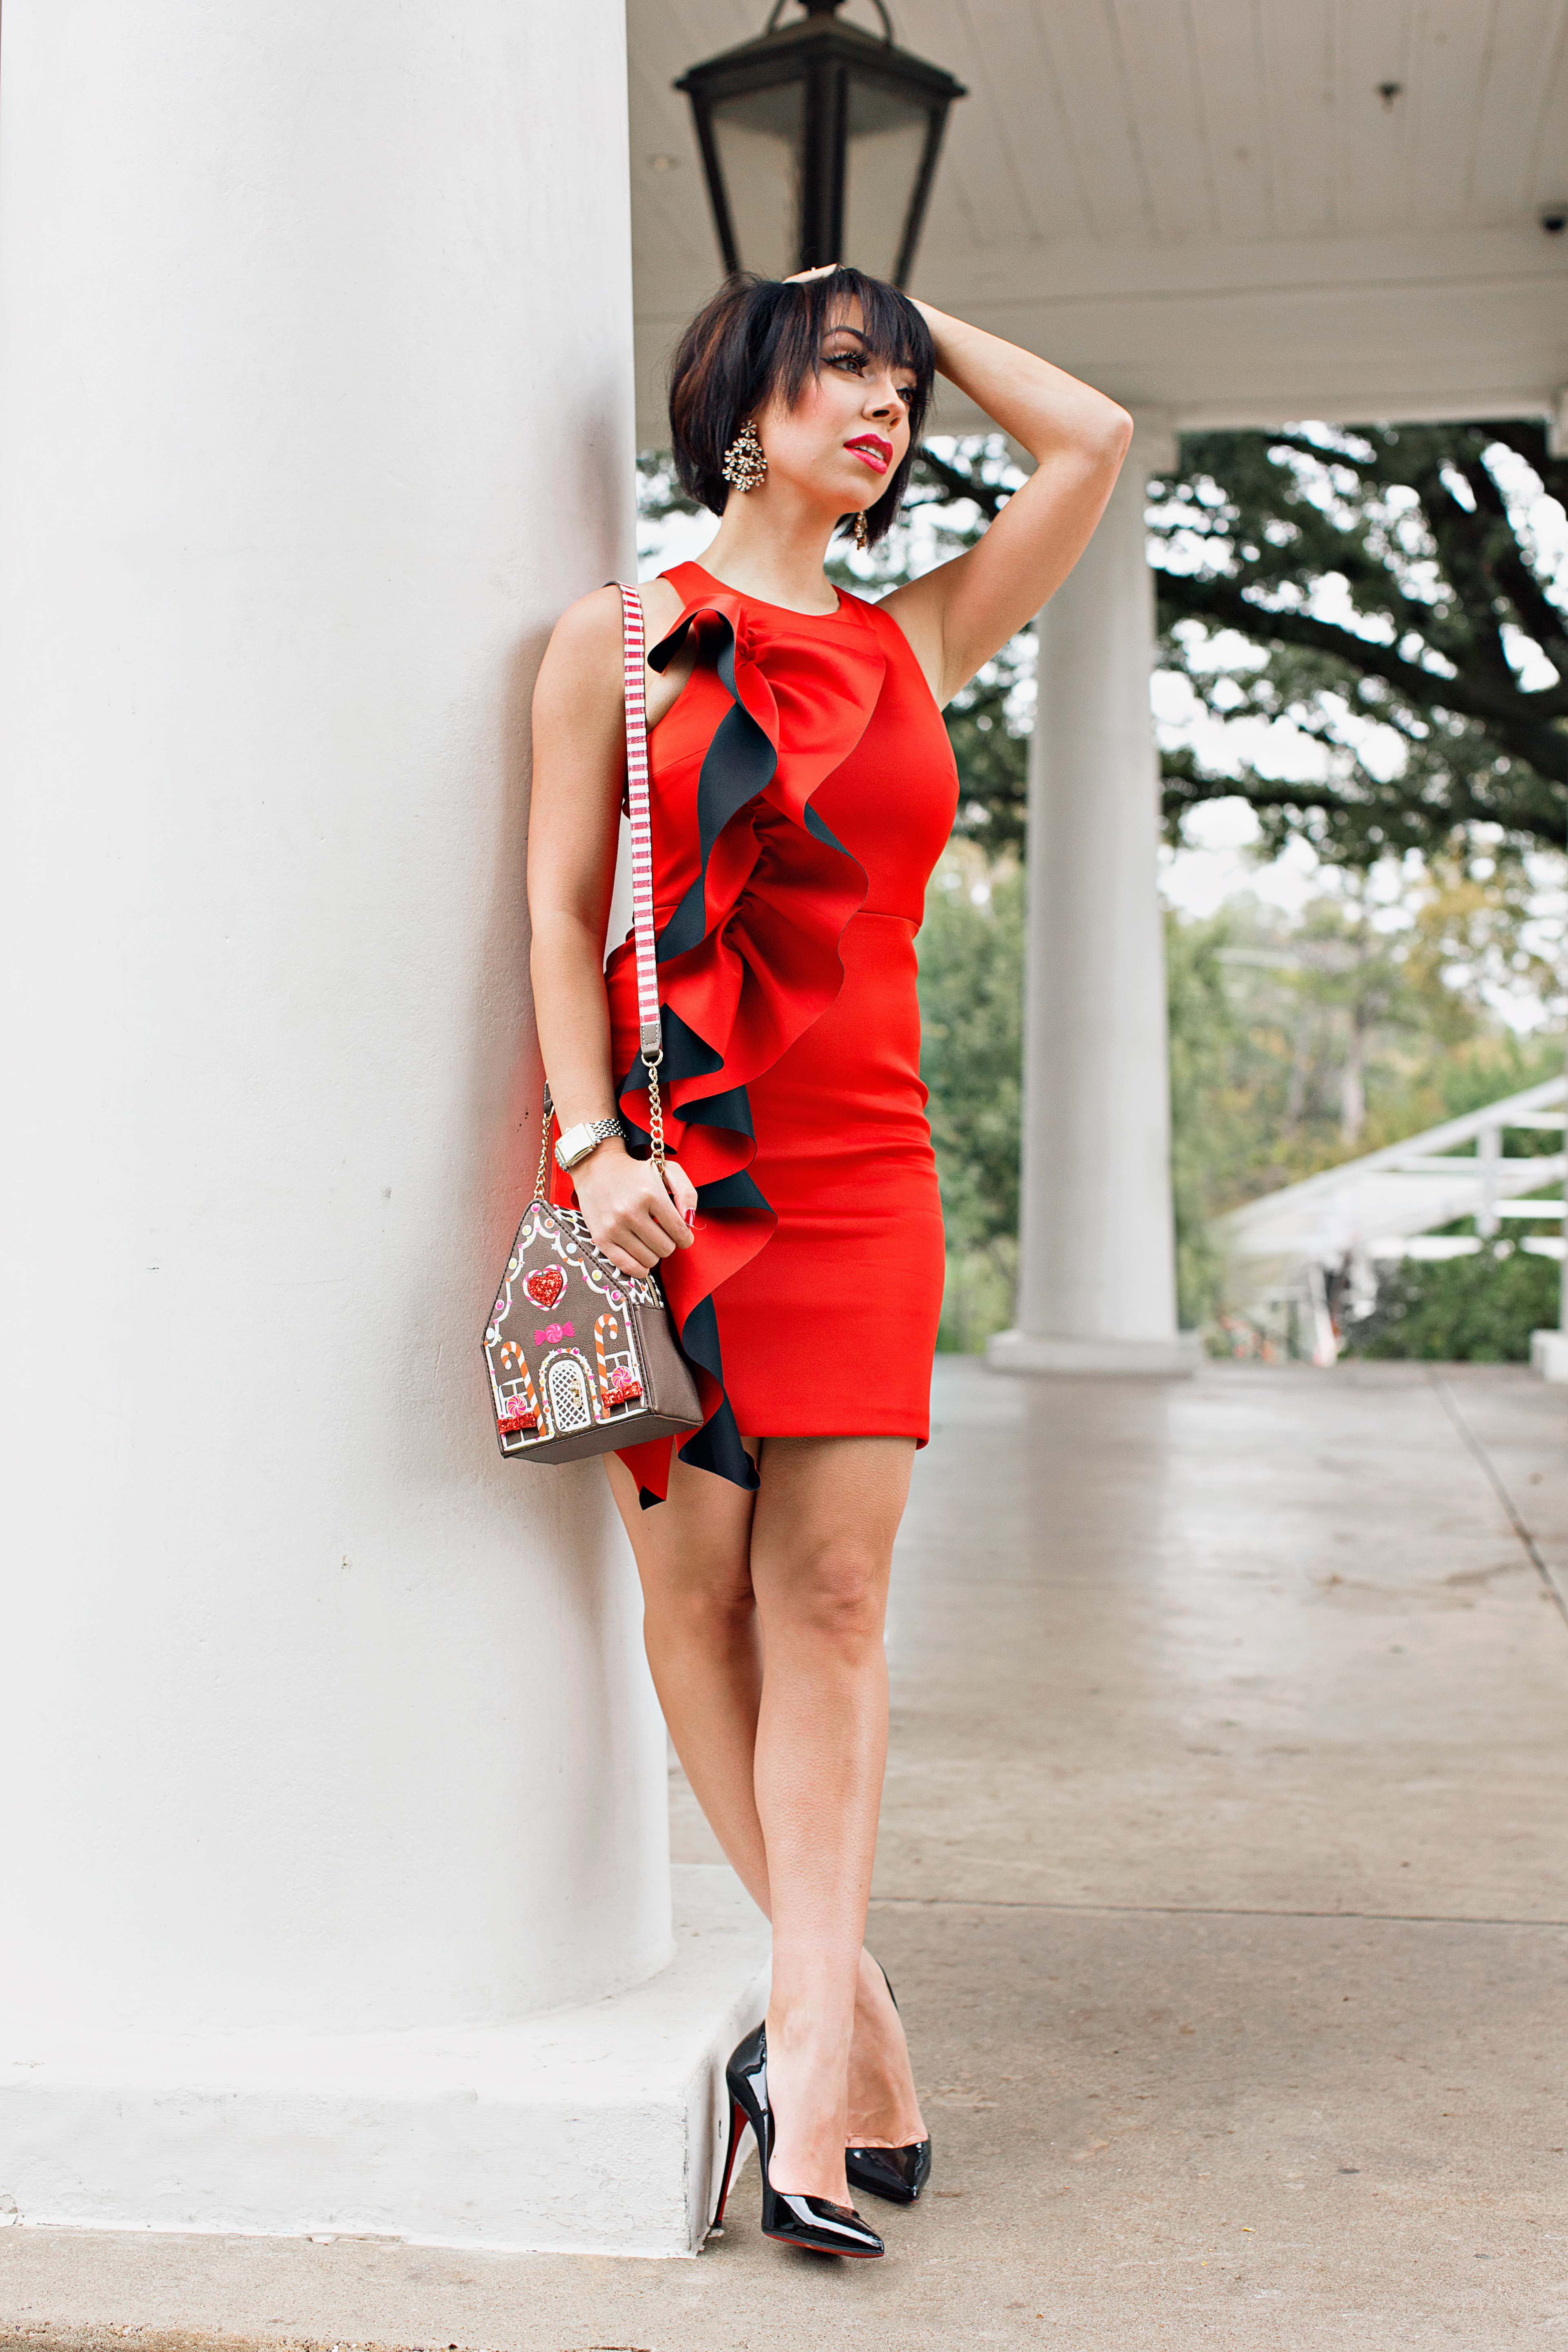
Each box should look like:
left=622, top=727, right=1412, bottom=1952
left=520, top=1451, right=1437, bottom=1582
left=617, top=584, right=667, bottom=1173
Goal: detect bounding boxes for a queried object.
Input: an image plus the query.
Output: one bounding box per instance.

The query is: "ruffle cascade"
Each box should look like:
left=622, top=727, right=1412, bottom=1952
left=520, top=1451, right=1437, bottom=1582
left=603, top=581, right=886, bottom=1505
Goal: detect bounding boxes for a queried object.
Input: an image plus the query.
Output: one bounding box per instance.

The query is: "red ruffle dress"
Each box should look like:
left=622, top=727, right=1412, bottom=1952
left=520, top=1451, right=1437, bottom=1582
left=577, top=560, right=959, bottom=1505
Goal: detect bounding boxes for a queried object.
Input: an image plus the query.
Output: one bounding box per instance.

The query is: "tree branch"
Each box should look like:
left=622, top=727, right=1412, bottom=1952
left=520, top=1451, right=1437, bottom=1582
left=913, top=445, right=1009, bottom=521
left=1154, top=569, right=1568, bottom=755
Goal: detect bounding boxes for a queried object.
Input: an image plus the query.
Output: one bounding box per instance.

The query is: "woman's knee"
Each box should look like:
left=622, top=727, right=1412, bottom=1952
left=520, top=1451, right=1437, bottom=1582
left=771, top=1534, right=889, bottom=1644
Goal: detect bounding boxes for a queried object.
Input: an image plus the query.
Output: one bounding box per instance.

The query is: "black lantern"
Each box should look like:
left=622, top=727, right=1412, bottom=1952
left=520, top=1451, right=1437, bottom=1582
left=675, top=0, right=966, bottom=290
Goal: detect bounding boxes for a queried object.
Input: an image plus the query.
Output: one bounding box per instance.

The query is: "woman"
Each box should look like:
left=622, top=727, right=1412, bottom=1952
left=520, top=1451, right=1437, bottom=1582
left=528, top=265, right=1130, bottom=2257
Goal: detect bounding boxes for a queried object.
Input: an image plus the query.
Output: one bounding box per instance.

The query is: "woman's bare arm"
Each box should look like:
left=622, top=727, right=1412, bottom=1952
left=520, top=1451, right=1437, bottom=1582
left=526, top=581, right=696, bottom=1278
left=880, top=306, right=1133, bottom=707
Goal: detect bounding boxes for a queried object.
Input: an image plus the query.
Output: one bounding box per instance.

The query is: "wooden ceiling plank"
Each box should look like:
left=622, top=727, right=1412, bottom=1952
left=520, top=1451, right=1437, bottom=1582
left=925, top=0, right=1101, bottom=251
left=927, top=0, right=1059, bottom=251
left=1264, top=0, right=1338, bottom=240
left=1523, top=0, right=1568, bottom=215
left=1403, top=0, right=1496, bottom=229
left=1022, top=0, right=1152, bottom=239
left=1331, top=0, right=1414, bottom=235
left=1187, top=0, right=1280, bottom=239
left=1469, top=0, right=1566, bottom=219
left=1106, top=0, right=1219, bottom=241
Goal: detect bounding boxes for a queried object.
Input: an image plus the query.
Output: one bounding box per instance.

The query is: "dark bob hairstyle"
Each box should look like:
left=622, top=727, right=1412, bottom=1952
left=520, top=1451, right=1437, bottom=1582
left=668, top=267, right=935, bottom=550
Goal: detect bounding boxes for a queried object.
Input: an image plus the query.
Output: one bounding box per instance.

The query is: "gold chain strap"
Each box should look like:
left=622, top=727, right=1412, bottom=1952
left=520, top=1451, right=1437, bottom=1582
left=535, top=1082, right=555, bottom=1202
left=644, top=1051, right=666, bottom=1175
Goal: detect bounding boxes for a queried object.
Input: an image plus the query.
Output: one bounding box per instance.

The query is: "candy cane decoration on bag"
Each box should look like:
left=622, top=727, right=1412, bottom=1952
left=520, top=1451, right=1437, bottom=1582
left=496, top=1354, right=543, bottom=1437
left=595, top=1311, right=642, bottom=1412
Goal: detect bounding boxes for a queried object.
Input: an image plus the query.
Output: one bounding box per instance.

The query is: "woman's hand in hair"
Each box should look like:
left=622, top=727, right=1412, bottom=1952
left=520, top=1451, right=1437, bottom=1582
left=571, top=1141, right=698, bottom=1280
left=880, top=303, right=1133, bottom=710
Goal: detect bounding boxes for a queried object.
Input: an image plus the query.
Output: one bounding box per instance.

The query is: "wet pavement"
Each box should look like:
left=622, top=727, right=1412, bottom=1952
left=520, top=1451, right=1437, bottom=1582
left=5, top=1359, right=1566, bottom=2350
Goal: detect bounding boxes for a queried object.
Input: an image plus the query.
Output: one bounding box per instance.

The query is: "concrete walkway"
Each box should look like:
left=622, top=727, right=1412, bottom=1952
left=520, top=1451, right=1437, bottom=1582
left=6, top=1359, right=1567, bottom=2350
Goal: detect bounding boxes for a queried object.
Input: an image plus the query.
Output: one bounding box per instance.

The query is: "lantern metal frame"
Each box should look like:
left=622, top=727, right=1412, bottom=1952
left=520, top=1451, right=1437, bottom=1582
left=675, top=0, right=966, bottom=289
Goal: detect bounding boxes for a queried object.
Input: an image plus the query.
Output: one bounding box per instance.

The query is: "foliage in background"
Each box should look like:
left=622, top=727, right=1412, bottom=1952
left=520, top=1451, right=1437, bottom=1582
left=646, top=422, right=1568, bottom=873
left=912, top=845, right=1566, bottom=1347
left=637, top=449, right=1564, bottom=1362
left=1165, top=861, right=1564, bottom=1335
left=1150, top=421, right=1568, bottom=866
left=913, top=846, right=1024, bottom=1350
left=1341, top=1248, right=1560, bottom=1363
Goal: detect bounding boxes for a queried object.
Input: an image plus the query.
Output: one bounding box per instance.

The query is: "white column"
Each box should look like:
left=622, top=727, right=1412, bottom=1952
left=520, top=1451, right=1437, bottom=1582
left=989, top=434, right=1195, bottom=1377
left=0, top=0, right=766, bottom=2256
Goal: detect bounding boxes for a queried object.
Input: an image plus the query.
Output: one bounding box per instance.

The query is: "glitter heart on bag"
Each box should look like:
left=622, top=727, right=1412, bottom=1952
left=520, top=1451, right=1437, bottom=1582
left=524, top=1266, right=566, bottom=1310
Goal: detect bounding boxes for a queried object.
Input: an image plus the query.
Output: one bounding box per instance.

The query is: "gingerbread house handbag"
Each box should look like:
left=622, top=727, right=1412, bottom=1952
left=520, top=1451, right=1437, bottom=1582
left=480, top=584, right=703, bottom=1465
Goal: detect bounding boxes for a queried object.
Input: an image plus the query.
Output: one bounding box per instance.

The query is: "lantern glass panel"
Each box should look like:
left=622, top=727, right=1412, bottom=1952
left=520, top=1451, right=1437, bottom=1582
left=842, top=79, right=929, bottom=281
left=710, top=81, right=804, bottom=281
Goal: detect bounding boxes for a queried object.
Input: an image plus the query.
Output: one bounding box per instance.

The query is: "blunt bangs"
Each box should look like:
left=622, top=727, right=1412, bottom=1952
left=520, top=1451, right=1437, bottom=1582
left=667, top=267, right=935, bottom=548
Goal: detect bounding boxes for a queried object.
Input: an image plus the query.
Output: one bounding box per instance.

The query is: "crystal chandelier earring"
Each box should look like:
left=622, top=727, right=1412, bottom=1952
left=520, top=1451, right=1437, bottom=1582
left=853, top=510, right=870, bottom=552
left=721, top=418, right=767, bottom=493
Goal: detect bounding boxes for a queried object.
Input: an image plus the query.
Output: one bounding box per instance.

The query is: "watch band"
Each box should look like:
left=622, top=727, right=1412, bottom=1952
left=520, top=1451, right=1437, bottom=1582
left=554, top=1115, right=625, bottom=1172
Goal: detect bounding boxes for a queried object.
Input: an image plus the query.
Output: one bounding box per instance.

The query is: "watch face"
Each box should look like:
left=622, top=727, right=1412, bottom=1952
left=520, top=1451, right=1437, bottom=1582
left=556, top=1118, right=619, bottom=1172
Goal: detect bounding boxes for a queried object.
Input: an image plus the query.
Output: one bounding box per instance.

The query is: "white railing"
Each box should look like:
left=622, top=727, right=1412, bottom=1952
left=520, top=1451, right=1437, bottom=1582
left=1216, top=1075, right=1566, bottom=1365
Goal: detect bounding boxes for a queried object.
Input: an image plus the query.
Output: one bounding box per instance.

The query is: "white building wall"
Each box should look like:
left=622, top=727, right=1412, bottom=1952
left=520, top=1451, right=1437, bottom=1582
left=0, top=0, right=671, bottom=2046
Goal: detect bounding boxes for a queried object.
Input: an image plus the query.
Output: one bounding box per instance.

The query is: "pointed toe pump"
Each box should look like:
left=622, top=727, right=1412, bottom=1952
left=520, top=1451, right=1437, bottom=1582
left=844, top=2137, right=932, bottom=2205
left=845, top=1966, right=933, bottom=2207
left=711, top=2022, right=885, bottom=2259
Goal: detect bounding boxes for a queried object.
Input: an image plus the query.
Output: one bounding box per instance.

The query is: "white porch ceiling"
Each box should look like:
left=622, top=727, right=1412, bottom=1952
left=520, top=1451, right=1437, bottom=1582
left=627, top=0, right=1568, bottom=444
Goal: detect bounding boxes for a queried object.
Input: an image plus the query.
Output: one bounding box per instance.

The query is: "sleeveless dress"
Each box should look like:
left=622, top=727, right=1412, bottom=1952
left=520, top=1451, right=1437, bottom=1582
left=579, top=559, right=959, bottom=1506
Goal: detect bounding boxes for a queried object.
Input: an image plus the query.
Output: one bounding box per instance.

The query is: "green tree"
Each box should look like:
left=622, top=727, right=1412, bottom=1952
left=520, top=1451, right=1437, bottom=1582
left=1163, top=862, right=1565, bottom=1333
left=646, top=423, right=1568, bottom=870
left=1345, top=1249, right=1560, bottom=1364
left=1150, top=421, right=1568, bottom=866
left=1165, top=907, right=1252, bottom=1329
left=636, top=449, right=1565, bottom=1353
left=915, top=851, right=1025, bottom=1350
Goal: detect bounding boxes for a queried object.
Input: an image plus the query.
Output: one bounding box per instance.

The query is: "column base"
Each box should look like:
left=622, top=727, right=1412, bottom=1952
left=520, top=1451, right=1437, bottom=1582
left=1530, top=1329, right=1568, bottom=1383
left=986, top=1329, right=1201, bottom=1378
left=0, top=1865, right=768, bottom=2261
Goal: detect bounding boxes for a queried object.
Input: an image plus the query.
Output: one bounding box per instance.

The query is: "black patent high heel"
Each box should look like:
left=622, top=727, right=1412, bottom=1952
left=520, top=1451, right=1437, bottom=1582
left=845, top=1965, right=933, bottom=2207
left=711, top=2022, right=885, bottom=2258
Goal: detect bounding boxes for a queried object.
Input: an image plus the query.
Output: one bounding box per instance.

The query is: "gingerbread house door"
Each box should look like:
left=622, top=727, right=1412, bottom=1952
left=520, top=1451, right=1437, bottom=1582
left=544, top=1353, right=596, bottom=1437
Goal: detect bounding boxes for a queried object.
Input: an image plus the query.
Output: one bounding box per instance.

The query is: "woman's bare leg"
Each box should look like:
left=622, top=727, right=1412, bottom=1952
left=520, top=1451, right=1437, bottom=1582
left=603, top=1437, right=926, bottom=2177
left=603, top=1443, right=770, bottom=1910
left=845, top=1951, right=926, bottom=2150
left=746, top=1434, right=923, bottom=2199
